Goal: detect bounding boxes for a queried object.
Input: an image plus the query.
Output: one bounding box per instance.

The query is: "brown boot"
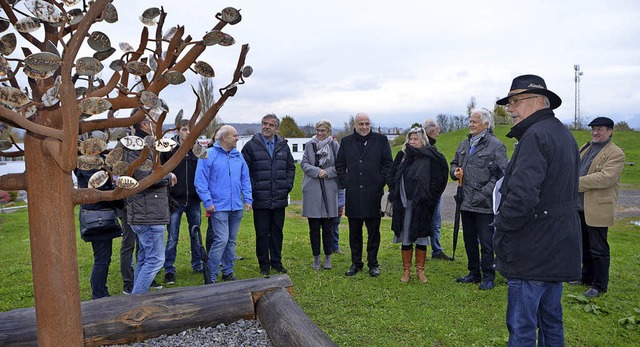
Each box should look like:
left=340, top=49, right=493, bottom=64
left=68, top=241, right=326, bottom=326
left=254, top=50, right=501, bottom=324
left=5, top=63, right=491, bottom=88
left=401, top=249, right=412, bottom=283
left=415, top=249, right=428, bottom=283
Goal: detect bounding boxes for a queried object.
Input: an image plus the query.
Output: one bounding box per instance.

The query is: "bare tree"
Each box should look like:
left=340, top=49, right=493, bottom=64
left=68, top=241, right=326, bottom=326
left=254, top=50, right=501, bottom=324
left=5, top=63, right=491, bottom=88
left=196, top=75, right=220, bottom=139
left=0, top=2, right=251, bottom=345
left=466, top=96, right=477, bottom=116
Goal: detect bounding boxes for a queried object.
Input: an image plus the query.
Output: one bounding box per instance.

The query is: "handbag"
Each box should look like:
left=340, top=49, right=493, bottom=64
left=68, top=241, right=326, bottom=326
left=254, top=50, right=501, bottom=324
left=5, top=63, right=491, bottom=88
left=79, top=208, right=121, bottom=236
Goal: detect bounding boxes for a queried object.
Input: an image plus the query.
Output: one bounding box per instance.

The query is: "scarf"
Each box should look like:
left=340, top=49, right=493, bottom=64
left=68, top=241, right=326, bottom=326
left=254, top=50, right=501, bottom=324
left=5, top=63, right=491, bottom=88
left=353, top=130, right=372, bottom=154
left=311, top=135, right=332, bottom=167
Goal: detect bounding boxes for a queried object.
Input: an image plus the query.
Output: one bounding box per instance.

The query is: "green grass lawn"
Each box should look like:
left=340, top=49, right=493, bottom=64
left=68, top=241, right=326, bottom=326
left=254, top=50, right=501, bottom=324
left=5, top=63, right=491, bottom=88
left=1, top=205, right=639, bottom=346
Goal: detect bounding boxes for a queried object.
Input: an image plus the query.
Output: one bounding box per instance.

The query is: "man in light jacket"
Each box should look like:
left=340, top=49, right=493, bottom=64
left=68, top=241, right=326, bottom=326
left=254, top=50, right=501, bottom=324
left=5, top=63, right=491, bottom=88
left=574, top=116, right=625, bottom=298
left=195, top=125, right=252, bottom=284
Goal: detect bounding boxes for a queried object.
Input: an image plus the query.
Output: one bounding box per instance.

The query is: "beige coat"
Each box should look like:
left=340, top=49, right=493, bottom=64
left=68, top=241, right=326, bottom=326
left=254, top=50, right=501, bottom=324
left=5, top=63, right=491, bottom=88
left=579, top=140, right=625, bottom=227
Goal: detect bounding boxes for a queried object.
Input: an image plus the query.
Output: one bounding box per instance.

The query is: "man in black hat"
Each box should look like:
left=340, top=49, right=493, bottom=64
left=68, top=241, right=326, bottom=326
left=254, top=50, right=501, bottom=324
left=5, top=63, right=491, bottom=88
left=572, top=117, right=625, bottom=298
left=493, top=74, right=582, bottom=346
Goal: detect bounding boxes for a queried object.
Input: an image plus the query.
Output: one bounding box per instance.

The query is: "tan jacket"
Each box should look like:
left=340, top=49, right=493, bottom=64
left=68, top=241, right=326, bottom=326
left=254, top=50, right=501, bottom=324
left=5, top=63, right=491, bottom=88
left=579, top=140, right=625, bottom=227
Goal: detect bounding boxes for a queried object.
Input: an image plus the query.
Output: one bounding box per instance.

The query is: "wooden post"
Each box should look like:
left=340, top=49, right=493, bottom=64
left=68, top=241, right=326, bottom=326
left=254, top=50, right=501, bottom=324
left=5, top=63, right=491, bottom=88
left=256, top=288, right=337, bottom=347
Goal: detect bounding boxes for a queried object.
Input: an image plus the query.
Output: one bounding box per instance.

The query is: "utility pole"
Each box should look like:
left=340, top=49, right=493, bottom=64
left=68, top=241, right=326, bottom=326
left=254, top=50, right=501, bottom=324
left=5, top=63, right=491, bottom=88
left=574, top=65, right=583, bottom=129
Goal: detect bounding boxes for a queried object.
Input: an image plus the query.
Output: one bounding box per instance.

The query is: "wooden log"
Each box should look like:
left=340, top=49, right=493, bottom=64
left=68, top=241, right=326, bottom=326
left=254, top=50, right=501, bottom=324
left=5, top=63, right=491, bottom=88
left=0, top=275, right=293, bottom=346
left=256, top=287, right=337, bottom=347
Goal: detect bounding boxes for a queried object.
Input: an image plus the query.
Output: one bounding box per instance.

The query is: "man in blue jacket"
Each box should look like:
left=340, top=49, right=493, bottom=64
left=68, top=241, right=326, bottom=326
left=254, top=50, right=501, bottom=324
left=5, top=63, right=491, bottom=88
left=195, top=125, right=252, bottom=283
left=494, top=75, right=581, bottom=346
left=242, top=114, right=296, bottom=276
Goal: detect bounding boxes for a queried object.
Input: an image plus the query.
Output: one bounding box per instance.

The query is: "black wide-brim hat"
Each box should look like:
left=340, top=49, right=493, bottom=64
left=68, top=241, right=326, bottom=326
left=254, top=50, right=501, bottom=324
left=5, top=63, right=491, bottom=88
left=496, top=74, right=562, bottom=109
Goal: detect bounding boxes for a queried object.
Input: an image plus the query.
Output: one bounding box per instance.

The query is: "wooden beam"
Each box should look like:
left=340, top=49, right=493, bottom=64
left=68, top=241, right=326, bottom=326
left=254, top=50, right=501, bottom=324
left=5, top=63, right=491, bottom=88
left=0, top=275, right=294, bottom=346
left=256, top=288, right=337, bottom=347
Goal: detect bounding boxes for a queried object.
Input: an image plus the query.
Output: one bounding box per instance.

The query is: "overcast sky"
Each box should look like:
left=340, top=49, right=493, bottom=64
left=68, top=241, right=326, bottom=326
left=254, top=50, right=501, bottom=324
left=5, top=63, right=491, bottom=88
left=90, top=0, right=640, bottom=130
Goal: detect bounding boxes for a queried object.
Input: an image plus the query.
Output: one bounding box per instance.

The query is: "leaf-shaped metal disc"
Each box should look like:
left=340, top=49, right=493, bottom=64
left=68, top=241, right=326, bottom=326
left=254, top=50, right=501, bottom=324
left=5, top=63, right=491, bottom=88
left=164, top=70, right=185, bottom=85
left=88, top=31, right=111, bottom=52
left=77, top=155, right=104, bottom=171
left=24, top=63, right=55, bottom=80
left=15, top=17, right=41, bottom=33
left=93, top=47, right=116, bottom=61
left=202, top=30, right=225, bottom=46
left=78, top=97, right=112, bottom=115
left=88, top=170, right=109, bottom=188
left=125, top=61, right=151, bottom=76
left=79, top=137, right=107, bottom=156
left=154, top=138, right=177, bottom=152
left=116, top=176, right=139, bottom=190
left=0, top=33, right=16, bottom=56
left=24, top=52, right=61, bottom=73
left=242, top=65, right=253, bottom=78
left=120, top=135, right=145, bottom=150
left=67, top=8, right=84, bottom=25
left=75, top=57, right=103, bottom=76
left=193, top=61, right=215, bottom=77
left=216, top=7, right=242, bottom=25
left=141, top=7, right=161, bottom=19
left=104, top=3, right=118, bottom=23
left=0, top=140, right=12, bottom=151
left=0, top=86, right=30, bottom=107
left=119, top=42, right=135, bottom=53
left=111, top=160, right=129, bottom=176
left=139, top=90, right=158, bottom=108
left=25, top=0, right=64, bottom=23
left=105, top=147, right=124, bottom=167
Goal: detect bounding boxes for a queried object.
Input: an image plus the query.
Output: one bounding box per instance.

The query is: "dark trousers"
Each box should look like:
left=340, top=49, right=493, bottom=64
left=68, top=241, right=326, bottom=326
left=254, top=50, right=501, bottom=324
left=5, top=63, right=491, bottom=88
left=90, top=239, right=113, bottom=299
left=348, top=217, right=381, bottom=269
left=253, top=208, right=285, bottom=271
left=308, top=218, right=334, bottom=256
left=119, top=216, right=137, bottom=293
left=579, top=211, right=610, bottom=292
left=461, top=211, right=495, bottom=281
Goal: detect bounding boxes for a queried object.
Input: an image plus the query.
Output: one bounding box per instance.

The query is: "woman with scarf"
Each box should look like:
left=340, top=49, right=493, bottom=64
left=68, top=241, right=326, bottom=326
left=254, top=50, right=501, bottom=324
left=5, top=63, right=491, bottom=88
left=301, top=120, right=340, bottom=270
left=387, top=126, right=448, bottom=283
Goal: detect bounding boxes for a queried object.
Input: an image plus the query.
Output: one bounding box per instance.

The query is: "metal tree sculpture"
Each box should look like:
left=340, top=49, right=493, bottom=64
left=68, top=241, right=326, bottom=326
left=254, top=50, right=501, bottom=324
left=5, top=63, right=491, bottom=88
left=0, top=1, right=250, bottom=345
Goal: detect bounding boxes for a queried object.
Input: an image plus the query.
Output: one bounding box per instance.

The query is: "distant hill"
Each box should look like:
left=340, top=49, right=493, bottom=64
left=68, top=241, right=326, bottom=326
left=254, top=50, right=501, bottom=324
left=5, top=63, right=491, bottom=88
left=224, top=123, right=261, bottom=136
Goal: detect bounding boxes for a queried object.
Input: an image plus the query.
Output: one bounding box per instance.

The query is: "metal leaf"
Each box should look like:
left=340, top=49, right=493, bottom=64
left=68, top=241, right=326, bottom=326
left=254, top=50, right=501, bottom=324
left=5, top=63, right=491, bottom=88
left=88, top=31, right=111, bottom=52
left=216, top=7, right=242, bottom=25
left=242, top=65, right=253, bottom=78
left=93, top=47, right=116, bottom=61
left=193, top=61, right=215, bottom=77
left=75, top=57, right=103, bottom=76
left=78, top=97, right=112, bottom=115
left=14, top=17, right=41, bottom=33
left=0, top=33, right=16, bottom=56
left=0, top=140, right=12, bottom=151
left=0, top=86, right=30, bottom=107
left=139, top=90, right=158, bottom=108
left=202, top=30, right=224, bottom=46
left=141, top=7, right=161, bottom=19
left=24, top=52, right=61, bottom=73
left=125, top=61, right=151, bottom=76
left=67, top=8, right=84, bottom=26
left=104, top=3, right=118, bottom=23
left=139, top=16, right=157, bottom=26
left=164, top=70, right=185, bottom=85
left=25, top=0, right=64, bottom=23
left=0, top=19, right=9, bottom=34
left=88, top=170, right=109, bottom=189
left=119, top=42, right=135, bottom=53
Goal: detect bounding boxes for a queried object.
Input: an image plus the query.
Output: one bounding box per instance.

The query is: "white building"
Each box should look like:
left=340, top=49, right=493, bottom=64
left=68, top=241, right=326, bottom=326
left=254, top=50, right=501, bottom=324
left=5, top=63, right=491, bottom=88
left=236, top=136, right=311, bottom=162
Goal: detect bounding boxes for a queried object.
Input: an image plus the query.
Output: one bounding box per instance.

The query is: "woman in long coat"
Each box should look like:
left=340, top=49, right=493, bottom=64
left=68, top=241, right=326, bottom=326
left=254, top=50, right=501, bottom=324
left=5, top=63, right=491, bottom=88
left=387, top=127, right=448, bottom=283
left=301, top=120, right=340, bottom=270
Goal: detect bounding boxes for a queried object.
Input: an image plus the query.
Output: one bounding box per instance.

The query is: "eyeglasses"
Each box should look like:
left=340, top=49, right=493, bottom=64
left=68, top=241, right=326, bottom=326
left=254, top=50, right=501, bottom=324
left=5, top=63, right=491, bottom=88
left=507, top=95, right=538, bottom=107
left=316, top=129, right=328, bottom=133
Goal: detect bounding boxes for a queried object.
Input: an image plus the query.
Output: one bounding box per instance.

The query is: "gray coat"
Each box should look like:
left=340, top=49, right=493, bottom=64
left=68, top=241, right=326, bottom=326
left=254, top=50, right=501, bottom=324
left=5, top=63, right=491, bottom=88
left=301, top=139, right=340, bottom=218
left=450, top=130, right=508, bottom=214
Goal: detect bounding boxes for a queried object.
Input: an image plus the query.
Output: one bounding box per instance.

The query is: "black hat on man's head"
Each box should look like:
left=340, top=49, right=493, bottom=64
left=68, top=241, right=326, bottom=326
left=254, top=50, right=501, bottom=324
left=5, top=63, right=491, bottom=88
left=588, top=117, right=614, bottom=129
left=496, top=74, right=562, bottom=110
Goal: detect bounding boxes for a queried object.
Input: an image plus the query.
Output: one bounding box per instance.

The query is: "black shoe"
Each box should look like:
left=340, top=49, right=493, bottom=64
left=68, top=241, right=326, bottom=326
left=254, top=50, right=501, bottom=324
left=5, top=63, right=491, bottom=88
left=221, top=273, right=237, bottom=281
left=193, top=268, right=203, bottom=274
left=568, top=280, right=585, bottom=285
left=150, top=280, right=163, bottom=290
left=260, top=267, right=270, bottom=276
left=273, top=266, right=287, bottom=274
left=478, top=280, right=495, bottom=290
left=164, top=272, right=175, bottom=285
left=456, top=274, right=481, bottom=283
left=432, top=252, right=454, bottom=261
left=345, top=264, right=363, bottom=276
left=583, top=287, right=601, bottom=298
left=369, top=266, right=380, bottom=277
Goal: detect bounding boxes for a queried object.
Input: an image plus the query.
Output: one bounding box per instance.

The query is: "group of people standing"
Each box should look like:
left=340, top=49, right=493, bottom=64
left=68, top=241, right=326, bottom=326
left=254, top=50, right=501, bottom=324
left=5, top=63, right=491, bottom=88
left=76, top=73, right=625, bottom=346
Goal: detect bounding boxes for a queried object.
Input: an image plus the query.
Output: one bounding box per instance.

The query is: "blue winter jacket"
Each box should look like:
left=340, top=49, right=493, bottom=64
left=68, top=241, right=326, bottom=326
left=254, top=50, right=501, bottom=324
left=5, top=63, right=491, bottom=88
left=194, top=142, right=252, bottom=212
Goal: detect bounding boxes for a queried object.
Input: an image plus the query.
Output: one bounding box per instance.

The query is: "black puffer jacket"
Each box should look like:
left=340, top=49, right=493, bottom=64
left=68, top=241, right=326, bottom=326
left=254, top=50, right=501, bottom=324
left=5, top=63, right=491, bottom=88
left=241, top=134, right=295, bottom=209
left=450, top=130, right=508, bottom=214
left=123, top=129, right=171, bottom=225
left=160, top=135, right=200, bottom=206
left=494, top=109, right=581, bottom=282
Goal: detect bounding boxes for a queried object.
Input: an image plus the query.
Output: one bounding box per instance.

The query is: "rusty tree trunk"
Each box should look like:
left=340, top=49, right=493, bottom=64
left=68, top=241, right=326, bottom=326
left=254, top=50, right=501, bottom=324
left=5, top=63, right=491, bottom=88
left=24, top=132, right=83, bottom=346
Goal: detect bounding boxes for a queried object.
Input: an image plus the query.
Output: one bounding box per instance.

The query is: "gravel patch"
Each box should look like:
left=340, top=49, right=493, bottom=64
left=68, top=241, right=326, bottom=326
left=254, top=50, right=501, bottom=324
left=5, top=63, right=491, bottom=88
left=102, top=320, right=273, bottom=347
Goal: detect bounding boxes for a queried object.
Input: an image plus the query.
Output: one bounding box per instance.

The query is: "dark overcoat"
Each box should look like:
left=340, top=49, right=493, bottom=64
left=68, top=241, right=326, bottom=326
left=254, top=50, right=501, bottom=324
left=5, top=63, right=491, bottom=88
left=336, top=131, right=393, bottom=218
left=494, top=109, right=582, bottom=282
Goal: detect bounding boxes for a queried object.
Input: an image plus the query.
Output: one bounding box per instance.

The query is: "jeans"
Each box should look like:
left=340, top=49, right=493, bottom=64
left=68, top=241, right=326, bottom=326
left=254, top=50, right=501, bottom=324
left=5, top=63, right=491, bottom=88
left=461, top=211, right=495, bottom=280
left=253, top=208, right=285, bottom=271
left=506, top=279, right=564, bottom=347
left=331, top=216, right=341, bottom=252
left=308, top=218, right=334, bottom=256
left=429, top=198, right=444, bottom=256
left=119, top=216, right=137, bottom=293
left=348, top=217, right=381, bottom=269
left=90, top=239, right=113, bottom=299
left=131, top=224, right=165, bottom=294
left=164, top=203, right=203, bottom=274
left=207, top=210, right=243, bottom=283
